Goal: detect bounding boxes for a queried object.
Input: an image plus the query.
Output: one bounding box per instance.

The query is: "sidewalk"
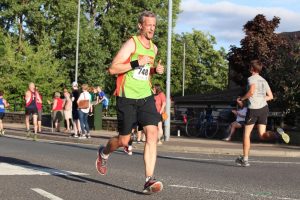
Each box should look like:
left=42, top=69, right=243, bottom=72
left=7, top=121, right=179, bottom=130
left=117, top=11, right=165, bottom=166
left=2, top=123, right=300, bottom=158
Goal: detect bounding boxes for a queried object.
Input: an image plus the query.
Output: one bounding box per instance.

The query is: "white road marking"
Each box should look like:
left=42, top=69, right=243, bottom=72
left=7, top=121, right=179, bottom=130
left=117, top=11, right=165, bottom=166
left=159, top=155, right=300, bottom=165
left=169, top=185, right=300, bottom=200
left=31, top=188, right=63, bottom=200
left=0, top=163, right=88, bottom=176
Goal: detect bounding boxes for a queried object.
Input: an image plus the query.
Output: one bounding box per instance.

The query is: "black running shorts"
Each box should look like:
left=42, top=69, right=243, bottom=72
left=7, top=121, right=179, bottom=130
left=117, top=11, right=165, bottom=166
left=116, top=95, right=161, bottom=135
left=25, top=107, right=38, bottom=115
left=245, top=105, right=269, bottom=125
left=0, top=112, right=5, bottom=120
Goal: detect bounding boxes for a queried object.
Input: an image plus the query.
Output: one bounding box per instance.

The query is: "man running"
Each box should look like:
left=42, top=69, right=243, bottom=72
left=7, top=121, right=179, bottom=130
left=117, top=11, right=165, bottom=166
left=235, top=60, right=290, bottom=167
left=96, top=11, right=164, bottom=194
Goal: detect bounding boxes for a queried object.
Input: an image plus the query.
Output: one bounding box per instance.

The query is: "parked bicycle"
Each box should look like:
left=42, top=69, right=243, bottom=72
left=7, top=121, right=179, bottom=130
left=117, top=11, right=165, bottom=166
left=185, top=111, right=219, bottom=138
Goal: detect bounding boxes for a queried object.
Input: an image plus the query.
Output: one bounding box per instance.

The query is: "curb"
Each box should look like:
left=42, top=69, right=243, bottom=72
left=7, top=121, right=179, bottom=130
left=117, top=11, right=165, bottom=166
left=3, top=130, right=300, bottom=158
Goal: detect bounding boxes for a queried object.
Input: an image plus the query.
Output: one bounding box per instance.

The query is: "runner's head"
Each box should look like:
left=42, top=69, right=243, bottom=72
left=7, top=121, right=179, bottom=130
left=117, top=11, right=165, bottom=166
left=138, top=11, right=156, bottom=40
left=249, top=60, right=262, bottom=74
left=28, top=82, right=35, bottom=92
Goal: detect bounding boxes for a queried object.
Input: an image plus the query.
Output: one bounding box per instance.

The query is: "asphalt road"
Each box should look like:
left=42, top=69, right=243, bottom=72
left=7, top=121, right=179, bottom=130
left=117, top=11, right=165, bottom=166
left=1, top=136, right=300, bottom=200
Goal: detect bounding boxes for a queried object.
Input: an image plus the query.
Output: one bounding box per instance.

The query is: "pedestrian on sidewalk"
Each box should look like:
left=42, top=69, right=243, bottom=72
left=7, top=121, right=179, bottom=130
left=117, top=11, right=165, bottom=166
left=0, top=91, right=10, bottom=136
left=35, top=87, right=43, bottom=133
left=51, top=92, right=64, bottom=132
left=63, top=89, right=73, bottom=133
left=223, top=98, right=247, bottom=141
left=97, top=86, right=109, bottom=117
left=71, top=82, right=81, bottom=137
left=77, top=84, right=91, bottom=139
left=95, top=11, right=164, bottom=194
left=153, top=84, right=166, bottom=145
left=235, top=60, right=290, bottom=167
left=25, top=82, right=42, bottom=141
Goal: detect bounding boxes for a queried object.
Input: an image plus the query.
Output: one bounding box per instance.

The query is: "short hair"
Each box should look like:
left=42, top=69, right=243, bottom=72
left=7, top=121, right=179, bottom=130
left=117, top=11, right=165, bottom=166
left=154, top=83, right=162, bottom=94
left=138, top=11, right=156, bottom=24
left=250, top=60, right=263, bottom=73
left=0, top=91, right=3, bottom=96
left=54, top=92, right=61, bottom=98
left=82, top=84, right=89, bottom=91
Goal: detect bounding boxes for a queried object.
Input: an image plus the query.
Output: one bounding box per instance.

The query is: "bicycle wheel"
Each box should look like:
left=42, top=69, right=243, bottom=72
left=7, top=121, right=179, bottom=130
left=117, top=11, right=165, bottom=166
left=186, top=118, right=201, bottom=137
left=204, top=121, right=219, bottom=138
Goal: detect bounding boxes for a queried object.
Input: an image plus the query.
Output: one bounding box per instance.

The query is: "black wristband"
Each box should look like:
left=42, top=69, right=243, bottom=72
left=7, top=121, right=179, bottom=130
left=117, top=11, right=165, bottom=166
left=130, top=60, right=139, bottom=69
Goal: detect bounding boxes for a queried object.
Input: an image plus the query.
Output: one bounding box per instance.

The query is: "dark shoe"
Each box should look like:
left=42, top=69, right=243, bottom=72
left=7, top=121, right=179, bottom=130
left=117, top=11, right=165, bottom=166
left=95, top=146, right=108, bottom=175
left=143, top=177, right=163, bottom=194
left=235, top=156, right=250, bottom=167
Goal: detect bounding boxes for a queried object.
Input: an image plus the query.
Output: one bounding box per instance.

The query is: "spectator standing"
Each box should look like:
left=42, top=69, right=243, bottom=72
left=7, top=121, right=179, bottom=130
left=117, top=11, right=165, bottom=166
left=97, top=86, right=109, bottom=116
left=52, top=92, right=64, bottom=132
left=0, top=91, right=10, bottom=136
left=63, top=89, right=72, bottom=133
left=71, top=82, right=81, bottom=137
left=25, top=82, right=41, bottom=141
left=77, top=84, right=91, bottom=139
left=35, top=87, right=43, bottom=133
left=153, top=84, right=166, bottom=144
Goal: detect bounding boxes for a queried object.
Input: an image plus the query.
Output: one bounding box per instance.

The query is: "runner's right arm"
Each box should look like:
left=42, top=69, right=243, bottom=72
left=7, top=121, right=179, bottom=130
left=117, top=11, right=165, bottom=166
left=108, top=38, right=150, bottom=75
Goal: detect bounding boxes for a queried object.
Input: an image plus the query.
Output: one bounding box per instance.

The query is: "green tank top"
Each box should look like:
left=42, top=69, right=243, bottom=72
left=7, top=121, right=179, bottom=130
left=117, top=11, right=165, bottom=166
left=121, top=36, right=156, bottom=99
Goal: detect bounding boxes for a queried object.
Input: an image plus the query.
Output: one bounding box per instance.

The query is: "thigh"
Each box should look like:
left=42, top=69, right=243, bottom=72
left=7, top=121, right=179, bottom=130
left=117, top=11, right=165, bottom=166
left=245, top=109, right=258, bottom=125
left=257, top=106, right=269, bottom=125
left=116, top=97, right=137, bottom=135
left=137, top=96, right=160, bottom=128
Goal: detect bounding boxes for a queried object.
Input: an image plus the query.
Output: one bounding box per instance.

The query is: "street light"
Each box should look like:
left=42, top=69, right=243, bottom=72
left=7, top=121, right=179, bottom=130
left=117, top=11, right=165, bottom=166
left=182, top=42, right=186, bottom=96
left=75, top=0, right=81, bottom=83
left=164, top=0, right=173, bottom=141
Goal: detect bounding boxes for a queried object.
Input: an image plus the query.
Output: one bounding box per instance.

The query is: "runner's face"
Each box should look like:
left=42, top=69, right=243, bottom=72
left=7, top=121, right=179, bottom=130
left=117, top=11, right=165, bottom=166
left=139, top=17, right=156, bottom=40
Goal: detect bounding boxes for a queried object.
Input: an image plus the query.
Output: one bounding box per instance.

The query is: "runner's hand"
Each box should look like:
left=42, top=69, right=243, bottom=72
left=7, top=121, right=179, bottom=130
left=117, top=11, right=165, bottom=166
left=156, top=60, right=164, bottom=74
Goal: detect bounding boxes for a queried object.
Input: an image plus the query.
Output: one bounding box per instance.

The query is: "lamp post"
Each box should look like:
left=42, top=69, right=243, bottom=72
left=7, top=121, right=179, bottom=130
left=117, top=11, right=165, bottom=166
left=75, top=0, right=80, bottom=83
left=164, top=0, right=173, bottom=141
left=182, top=42, right=186, bottom=96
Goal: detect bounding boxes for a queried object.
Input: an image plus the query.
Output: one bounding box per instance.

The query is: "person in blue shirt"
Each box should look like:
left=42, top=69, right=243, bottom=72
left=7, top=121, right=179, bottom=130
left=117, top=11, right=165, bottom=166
left=97, top=86, right=109, bottom=116
left=0, top=91, right=10, bottom=135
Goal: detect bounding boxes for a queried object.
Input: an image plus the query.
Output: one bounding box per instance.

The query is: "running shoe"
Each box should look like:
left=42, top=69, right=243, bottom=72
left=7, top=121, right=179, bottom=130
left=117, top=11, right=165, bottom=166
left=87, top=134, right=91, bottom=139
left=276, top=128, right=290, bottom=144
left=143, top=177, right=163, bottom=194
left=95, top=146, right=108, bottom=175
left=26, top=130, right=31, bottom=138
left=79, top=134, right=87, bottom=139
left=222, top=137, right=231, bottom=141
left=235, top=156, right=250, bottom=167
left=124, top=146, right=133, bottom=156
left=33, top=134, right=38, bottom=141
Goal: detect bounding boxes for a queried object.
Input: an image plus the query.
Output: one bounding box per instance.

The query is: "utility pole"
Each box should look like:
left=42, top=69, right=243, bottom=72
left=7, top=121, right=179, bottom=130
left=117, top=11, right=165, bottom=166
left=182, top=42, right=186, bottom=96
left=164, top=0, right=173, bottom=141
left=75, top=0, right=81, bottom=83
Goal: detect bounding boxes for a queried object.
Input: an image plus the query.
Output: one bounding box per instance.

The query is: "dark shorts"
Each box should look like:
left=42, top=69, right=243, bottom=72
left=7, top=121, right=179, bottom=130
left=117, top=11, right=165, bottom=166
left=25, top=107, right=38, bottom=115
left=245, top=105, right=269, bottom=125
left=72, top=109, right=79, bottom=120
left=117, top=95, right=161, bottom=135
left=53, top=110, right=63, bottom=122
left=0, top=112, right=5, bottom=120
left=237, top=121, right=245, bottom=126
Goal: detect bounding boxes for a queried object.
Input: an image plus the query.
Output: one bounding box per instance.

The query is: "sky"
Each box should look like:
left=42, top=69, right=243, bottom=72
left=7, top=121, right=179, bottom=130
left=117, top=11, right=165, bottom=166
left=175, top=0, right=300, bottom=50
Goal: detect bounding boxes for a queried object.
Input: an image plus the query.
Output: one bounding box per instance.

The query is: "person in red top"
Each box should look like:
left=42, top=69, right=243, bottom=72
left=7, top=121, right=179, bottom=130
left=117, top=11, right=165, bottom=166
left=153, top=84, right=166, bottom=145
left=25, top=82, right=42, bottom=140
left=52, top=92, right=64, bottom=132
left=35, top=87, right=43, bottom=133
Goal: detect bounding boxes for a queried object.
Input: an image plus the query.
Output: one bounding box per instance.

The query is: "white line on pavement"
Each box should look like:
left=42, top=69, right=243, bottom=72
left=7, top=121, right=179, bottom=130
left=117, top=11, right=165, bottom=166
left=169, top=185, right=300, bottom=200
left=159, top=155, right=300, bottom=165
left=31, top=188, right=63, bottom=200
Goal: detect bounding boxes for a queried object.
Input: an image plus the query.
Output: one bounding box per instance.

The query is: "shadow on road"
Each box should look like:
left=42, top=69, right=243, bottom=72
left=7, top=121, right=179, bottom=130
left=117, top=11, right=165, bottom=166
left=0, top=156, right=144, bottom=195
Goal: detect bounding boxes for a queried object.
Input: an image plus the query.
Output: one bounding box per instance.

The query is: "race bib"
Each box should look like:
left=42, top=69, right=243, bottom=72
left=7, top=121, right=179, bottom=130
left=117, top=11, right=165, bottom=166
left=133, top=64, right=150, bottom=81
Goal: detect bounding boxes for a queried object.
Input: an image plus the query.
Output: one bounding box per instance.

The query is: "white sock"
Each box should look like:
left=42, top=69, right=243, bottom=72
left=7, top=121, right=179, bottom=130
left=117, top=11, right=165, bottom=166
left=244, top=156, right=249, bottom=161
left=145, top=176, right=152, bottom=182
left=100, top=149, right=109, bottom=159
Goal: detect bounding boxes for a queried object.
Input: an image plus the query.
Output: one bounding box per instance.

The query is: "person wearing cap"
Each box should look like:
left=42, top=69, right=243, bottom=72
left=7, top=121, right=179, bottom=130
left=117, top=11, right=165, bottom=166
left=71, top=82, right=81, bottom=137
left=52, top=92, right=64, bottom=132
